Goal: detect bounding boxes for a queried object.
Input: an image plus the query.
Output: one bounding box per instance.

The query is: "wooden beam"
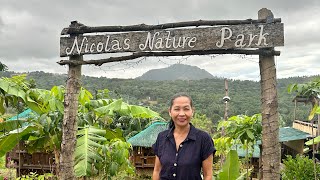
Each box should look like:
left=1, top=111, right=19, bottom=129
left=60, top=23, right=284, bottom=57
left=61, top=19, right=282, bottom=35
left=57, top=49, right=280, bottom=66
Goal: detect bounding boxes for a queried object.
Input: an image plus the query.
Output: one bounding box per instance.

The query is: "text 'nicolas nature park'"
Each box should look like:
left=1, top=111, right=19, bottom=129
left=60, top=23, right=284, bottom=56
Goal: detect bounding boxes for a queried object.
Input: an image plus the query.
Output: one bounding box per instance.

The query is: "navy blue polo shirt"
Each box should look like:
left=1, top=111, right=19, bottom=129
left=152, top=124, right=216, bottom=180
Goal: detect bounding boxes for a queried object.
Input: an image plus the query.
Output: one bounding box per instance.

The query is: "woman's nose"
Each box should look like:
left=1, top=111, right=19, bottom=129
left=178, top=111, right=185, bottom=115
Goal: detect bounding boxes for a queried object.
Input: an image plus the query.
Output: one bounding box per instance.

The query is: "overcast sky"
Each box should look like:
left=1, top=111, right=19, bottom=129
left=0, top=0, right=319, bottom=81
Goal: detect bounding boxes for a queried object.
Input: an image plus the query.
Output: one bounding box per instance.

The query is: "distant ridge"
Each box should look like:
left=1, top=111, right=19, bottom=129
left=136, top=64, right=214, bottom=81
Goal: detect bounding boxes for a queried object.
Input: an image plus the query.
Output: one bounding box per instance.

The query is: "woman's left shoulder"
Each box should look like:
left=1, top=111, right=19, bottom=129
left=193, top=126, right=211, bottom=139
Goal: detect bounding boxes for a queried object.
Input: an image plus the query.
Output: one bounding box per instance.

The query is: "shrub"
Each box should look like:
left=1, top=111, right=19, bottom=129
left=281, top=155, right=320, bottom=180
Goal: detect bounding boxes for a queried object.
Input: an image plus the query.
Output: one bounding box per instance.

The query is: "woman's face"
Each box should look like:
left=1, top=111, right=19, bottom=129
left=169, top=96, right=194, bottom=128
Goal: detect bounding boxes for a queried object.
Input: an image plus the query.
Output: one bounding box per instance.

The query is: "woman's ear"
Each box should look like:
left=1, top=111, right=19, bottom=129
left=168, top=108, right=171, bottom=117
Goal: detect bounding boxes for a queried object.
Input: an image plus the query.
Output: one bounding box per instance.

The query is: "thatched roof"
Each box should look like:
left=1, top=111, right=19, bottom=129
left=128, top=122, right=168, bottom=147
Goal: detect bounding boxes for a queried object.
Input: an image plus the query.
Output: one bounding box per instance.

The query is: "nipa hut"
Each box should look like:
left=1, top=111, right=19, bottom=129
left=5, top=109, right=55, bottom=176
left=127, top=121, right=167, bottom=176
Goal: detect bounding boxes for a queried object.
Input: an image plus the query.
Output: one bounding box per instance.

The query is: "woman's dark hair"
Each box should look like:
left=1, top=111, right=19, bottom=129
left=168, top=92, right=193, bottom=129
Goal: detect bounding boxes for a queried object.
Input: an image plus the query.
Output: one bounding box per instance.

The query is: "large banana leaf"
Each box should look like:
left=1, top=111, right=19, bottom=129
left=0, top=120, right=26, bottom=132
left=0, top=79, right=26, bottom=102
left=0, top=125, right=38, bottom=157
left=218, top=150, right=240, bottom=180
left=94, top=99, right=159, bottom=118
left=94, top=99, right=123, bottom=116
left=74, top=126, right=107, bottom=177
left=129, top=105, right=159, bottom=118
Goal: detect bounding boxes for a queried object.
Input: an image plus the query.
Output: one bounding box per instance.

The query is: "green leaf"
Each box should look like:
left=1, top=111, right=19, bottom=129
left=109, top=162, right=119, bottom=176
left=0, top=125, right=38, bottom=157
left=105, top=128, right=124, bottom=141
left=287, top=84, right=297, bottom=94
left=246, top=130, right=254, bottom=140
left=74, top=126, right=107, bottom=177
left=0, top=79, right=26, bottom=102
left=308, top=103, right=318, bottom=120
left=305, top=136, right=320, bottom=146
left=218, top=150, right=240, bottom=180
left=0, top=120, right=26, bottom=132
left=129, top=105, right=159, bottom=118
left=0, top=97, right=5, bottom=114
left=94, top=99, right=123, bottom=116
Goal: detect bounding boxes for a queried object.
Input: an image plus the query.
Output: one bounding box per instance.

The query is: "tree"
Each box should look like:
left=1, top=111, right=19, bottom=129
left=288, top=78, right=320, bottom=180
left=217, top=114, right=262, bottom=179
left=0, top=62, right=8, bottom=71
left=0, top=76, right=160, bottom=178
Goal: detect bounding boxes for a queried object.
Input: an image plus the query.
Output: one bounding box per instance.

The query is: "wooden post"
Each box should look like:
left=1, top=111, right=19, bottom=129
left=59, top=22, right=83, bottom=180
left=258, top=8, right=281, bottom=180
left=223, top=78, right=229, bottom=123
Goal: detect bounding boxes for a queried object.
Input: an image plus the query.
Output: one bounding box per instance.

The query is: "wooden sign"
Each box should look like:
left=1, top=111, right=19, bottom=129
left=60, top=23, right=284, bottom=57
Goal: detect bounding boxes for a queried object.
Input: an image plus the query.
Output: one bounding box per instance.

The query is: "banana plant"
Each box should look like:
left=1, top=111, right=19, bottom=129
left=74, top=126, right=107, bottom=177
left=0, top=74, right=160, bottom=178
left=217, top=114, right=261, bottom=180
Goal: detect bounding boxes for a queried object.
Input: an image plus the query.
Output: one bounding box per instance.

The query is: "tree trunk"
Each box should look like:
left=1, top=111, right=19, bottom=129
left=258, top=8, right=281, bottom=180
left=59, top=55, right=82, bottom=179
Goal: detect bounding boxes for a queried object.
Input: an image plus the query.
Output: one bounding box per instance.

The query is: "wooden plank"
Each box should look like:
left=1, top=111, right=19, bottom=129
left=60, top=23, right=284, bottom=57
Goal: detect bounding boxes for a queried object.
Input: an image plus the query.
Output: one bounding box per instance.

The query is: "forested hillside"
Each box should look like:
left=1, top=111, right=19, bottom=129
left=0, top=70, right=317, bottom=127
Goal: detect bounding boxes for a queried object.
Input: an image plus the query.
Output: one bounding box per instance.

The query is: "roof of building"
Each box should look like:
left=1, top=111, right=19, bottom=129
left=240, top=127, right=311, bottom=158
left=8, top=108, right=36, bottom=120
left=279, top=127, right=311, bottom=142
left=128, top=122, right=168, bottom=147
left=256, top=127, right=311, bottom=145
left=236, top=144, right=260, bottom=158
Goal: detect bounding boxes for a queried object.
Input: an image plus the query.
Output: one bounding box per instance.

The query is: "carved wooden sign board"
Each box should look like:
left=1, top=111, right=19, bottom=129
left=60, top=23, right=284, bottom=57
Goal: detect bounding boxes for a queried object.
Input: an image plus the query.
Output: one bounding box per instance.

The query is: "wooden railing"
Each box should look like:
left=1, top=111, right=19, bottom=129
left=292, top=120, right=317, bottom=136
left=133, top=155, right=155, bottom=168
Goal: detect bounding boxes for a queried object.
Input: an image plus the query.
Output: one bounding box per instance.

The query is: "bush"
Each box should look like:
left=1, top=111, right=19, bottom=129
left=281, top=155, right=320, bottom=180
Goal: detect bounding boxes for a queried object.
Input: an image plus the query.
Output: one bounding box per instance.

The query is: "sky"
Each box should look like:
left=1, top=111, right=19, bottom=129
left=0, top=0, right=319, bottom=81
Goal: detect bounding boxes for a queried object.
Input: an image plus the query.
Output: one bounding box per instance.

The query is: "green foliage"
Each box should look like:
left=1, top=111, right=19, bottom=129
left=281, top=155, right=320, bottom=180
left=0, top=75, right=159, bottom=179
left=74, top=126, right=107, bottom=177
left=217, top=150, right=240, bottom=180
left=213, top=137, right=232, bottom=157
left=191, top=113, right=215, bottom=136
left=0, top=125, right=38, bottom=157
left=1, top=71, right=317, bottom=127
left=217, top=114, right=262, bottom=149
left=288, top=78, right=320, bottom=121
left=288, top=78, right=320, bottom=98
left=305, top=106, right=320, bottom=146
left=16, top=172, right=55, bottom=180
left=100, top=139, right=134, bottom=179
left=0, top=156, right=4, bottom=169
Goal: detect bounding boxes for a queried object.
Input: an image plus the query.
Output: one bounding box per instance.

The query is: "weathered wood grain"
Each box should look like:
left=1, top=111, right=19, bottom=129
left=61, top=18, right=282, bottom=35
left=60, top=23, right=284, bottom=57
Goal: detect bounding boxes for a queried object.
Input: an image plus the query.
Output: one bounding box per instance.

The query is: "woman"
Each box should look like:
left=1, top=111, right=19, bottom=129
left=152, top=92, right=215, bottom=180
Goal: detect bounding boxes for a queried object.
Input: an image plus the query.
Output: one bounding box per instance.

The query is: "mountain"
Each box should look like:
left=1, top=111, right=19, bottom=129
left=136, top=64, right=214, bottom=81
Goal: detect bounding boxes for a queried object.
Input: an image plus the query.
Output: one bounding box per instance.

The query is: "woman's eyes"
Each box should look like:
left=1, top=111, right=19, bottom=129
left=174, top=108, right=190, bottom=111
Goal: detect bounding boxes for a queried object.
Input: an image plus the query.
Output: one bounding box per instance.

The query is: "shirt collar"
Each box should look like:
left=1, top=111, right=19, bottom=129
left=166, top=123, right=198, bottom=141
